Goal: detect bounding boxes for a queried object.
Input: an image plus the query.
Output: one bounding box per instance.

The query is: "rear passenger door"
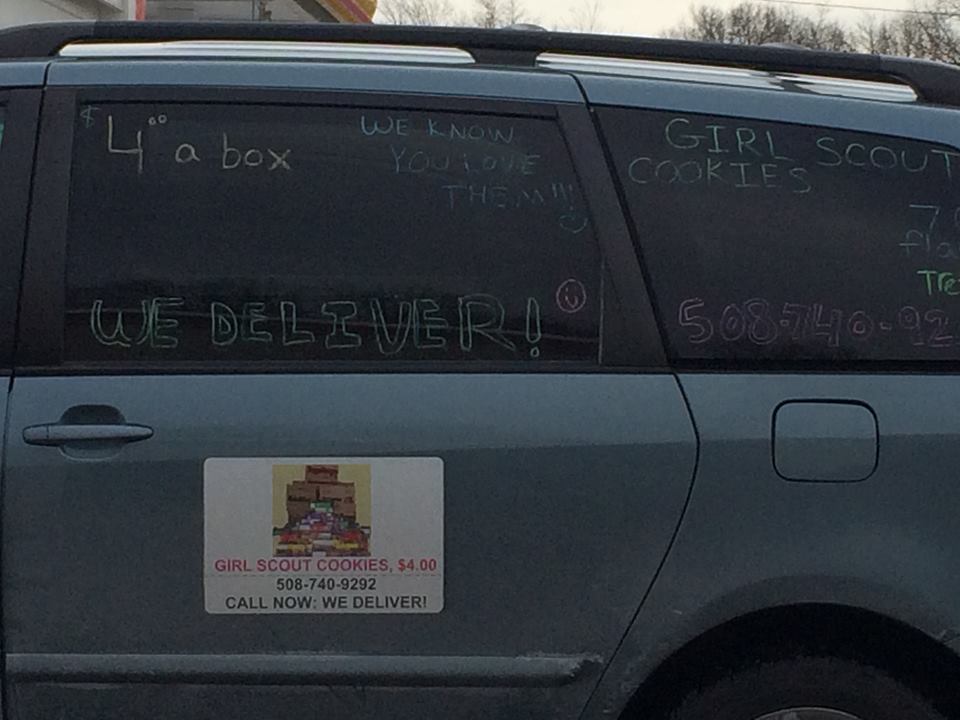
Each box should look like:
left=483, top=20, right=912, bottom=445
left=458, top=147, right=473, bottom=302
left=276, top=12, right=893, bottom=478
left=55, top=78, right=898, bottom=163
left=3, top=66, right=696, bottom=720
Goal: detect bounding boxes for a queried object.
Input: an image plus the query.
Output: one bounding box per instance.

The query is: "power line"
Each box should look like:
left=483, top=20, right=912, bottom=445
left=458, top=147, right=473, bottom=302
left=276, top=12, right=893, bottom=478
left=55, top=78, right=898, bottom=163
left=755, top=0, right=957, bottom=15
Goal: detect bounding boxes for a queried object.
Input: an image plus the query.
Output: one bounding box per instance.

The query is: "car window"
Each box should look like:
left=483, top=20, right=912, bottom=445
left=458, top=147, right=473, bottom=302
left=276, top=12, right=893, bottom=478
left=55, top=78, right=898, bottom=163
left=0, top=103, right=16, bottom=371
left=598, top=106, right=960, bottom=364
left=65, top=103, right=601, bottom=364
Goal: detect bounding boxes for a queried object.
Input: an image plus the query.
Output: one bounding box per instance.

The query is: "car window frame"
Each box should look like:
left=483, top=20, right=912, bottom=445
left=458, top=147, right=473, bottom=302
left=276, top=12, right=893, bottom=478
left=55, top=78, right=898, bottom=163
left=0, top=89, right=41, bottom=376
left=18, top=84, right=666, bottom=374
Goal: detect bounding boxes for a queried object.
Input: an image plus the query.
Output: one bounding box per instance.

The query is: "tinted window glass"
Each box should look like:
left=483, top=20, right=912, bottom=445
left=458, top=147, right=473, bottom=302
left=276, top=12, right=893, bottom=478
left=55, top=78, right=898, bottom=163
left=599, top=106, right=960, bottom=363
left=66, top=103, right=601, bottom=364
left=0, top=105, right=10, bottom=370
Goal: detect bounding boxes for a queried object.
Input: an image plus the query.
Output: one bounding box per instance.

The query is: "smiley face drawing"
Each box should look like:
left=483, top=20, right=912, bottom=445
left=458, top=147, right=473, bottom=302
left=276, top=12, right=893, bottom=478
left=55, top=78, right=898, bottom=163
left=555, top=279, right=588, bottom=314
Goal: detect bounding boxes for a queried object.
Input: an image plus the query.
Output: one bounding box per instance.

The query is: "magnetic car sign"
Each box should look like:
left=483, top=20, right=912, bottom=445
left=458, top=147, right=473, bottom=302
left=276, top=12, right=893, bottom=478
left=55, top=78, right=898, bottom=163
left=204, top=457, right=443, bottom=614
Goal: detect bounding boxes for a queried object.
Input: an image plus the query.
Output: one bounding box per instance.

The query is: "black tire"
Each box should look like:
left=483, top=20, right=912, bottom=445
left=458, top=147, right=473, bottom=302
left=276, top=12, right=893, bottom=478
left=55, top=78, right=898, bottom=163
left=668, top=656, right=944, bottom=720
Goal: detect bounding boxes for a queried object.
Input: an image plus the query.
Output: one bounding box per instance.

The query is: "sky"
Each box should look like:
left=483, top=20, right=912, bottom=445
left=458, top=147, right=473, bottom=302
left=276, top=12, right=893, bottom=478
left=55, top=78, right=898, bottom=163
left=400, top=0, right=919, bottom=37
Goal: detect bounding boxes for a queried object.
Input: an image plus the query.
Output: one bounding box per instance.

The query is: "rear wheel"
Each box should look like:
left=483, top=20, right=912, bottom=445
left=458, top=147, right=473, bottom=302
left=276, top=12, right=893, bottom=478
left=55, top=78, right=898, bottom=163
left=668, top=657, right=944, bottom=720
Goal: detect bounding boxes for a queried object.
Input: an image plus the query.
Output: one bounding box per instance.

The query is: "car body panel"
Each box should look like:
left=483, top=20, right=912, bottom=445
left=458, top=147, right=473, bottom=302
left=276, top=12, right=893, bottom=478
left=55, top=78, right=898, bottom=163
left=0, top=61, right=47, bottom=87
left=572, top=67, right=960, bottom=716
left=3, top=373, right=696, bottom=719
left=581, top=373, right=960, bottom=718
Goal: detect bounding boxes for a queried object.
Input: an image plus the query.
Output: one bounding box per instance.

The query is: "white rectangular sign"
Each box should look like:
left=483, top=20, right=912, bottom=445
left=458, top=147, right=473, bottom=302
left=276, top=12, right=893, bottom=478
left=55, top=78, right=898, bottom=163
left=204, top=457, right=443, bottom=614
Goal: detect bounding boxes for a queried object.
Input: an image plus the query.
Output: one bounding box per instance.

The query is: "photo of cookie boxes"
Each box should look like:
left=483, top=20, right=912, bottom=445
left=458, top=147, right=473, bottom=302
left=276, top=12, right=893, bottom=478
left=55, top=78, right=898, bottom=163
left=274, top=465, right=370, bottom=557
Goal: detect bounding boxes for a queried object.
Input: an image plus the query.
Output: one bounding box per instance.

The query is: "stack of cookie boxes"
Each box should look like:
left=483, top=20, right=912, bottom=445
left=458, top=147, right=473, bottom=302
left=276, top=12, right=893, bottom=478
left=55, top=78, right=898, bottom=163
left=275, top=465, right=370, bottom=557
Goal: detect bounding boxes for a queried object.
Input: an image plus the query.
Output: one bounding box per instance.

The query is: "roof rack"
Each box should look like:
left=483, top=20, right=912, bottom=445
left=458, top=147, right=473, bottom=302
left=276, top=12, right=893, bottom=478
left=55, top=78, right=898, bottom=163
left=2, top=21, right=959, bottom=107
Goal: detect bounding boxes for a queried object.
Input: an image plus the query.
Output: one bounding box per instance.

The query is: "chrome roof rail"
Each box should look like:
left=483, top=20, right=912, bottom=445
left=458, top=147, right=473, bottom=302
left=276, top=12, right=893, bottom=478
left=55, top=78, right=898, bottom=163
left=3, top=22, right=954, bottom=105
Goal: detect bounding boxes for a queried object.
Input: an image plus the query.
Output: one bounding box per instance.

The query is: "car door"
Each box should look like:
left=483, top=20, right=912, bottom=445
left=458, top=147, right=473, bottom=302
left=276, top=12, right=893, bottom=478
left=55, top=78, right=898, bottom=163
left=3, top=59, right=697, bottom=720
left=0, top=65, right=41, bottom=720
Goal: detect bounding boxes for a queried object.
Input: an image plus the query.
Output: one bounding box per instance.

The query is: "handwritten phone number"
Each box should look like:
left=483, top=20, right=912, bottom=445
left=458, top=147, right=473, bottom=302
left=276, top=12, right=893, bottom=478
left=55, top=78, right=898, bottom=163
left=277, top=577, right=378, bottom=592
left=678, top=298, right=957, bottom=348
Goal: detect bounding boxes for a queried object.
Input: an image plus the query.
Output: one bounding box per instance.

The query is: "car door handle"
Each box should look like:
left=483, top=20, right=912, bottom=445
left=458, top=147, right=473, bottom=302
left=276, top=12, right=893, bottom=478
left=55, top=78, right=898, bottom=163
left=23, top=423, right=154, bottom=447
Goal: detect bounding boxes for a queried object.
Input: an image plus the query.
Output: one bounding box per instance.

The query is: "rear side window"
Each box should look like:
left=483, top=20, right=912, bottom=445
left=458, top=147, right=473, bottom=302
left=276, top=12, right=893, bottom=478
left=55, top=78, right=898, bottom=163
left=598, top=106, right=960, bottom=364
left=65, top=103, right=601, bottom=365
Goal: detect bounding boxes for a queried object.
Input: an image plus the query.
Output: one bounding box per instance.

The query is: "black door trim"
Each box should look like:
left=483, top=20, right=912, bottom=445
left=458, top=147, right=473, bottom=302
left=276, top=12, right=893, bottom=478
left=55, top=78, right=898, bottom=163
left=7, top=652, right=595, bottom=687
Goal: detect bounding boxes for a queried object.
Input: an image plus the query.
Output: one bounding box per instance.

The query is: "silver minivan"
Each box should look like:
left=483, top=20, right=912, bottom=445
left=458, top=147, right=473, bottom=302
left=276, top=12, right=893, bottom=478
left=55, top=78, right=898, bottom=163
left=0, top=21, right=958, bottom=720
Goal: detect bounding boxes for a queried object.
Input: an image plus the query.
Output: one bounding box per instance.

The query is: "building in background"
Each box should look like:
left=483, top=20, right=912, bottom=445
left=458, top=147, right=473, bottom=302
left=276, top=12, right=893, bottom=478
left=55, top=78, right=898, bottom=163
left=0, top=0, right=136, bottom=27
left=145, top=0, right=375, bottom=22
left=146, top=0, right=329, bottom=21
left=0, top=0, right=375, bottom=27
